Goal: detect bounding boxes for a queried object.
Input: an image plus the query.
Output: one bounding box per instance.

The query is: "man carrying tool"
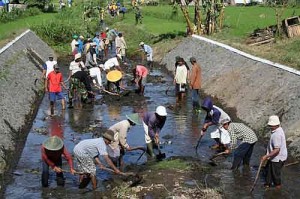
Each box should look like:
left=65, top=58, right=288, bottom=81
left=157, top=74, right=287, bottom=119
left=220, top=118, right=258, bottom=171
left=200, top=97, right=231, bottom=151
left=107, top=113, right=144, bottom=168
left=139, top=42, right=153, bottom=69
left=45, top=65, right=67, bottom=116
left=41, top=136, right=75, bottom=187
left=73, top=130, right=121, bottom=189
left=142, top=106, right=167, bottom=158
left=132, top=64, right=148, bottom=95
left=261, top=115, right=287, bottom=189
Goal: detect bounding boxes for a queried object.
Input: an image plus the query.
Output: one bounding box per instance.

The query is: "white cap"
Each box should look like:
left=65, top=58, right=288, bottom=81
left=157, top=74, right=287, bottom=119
left=75, top=53, right=81, bottom=60
left=267, top=115, right=280, bottom=126
left=106, top=27, right=109, bottom=31
left=156, top=106, right=167, bottom=116
left=139, top=42, right=144, bottom=46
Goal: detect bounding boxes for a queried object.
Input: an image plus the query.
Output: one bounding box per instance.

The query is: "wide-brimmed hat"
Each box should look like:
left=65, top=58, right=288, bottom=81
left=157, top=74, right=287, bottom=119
left=43, top=136, right=63, bottom=151
left=139, top=42, right=144, bottom=46
left=126, top=113, right=142, bottom=125
left=102, top=130, right=117, bottom=142
left=73, top=34, right=78, bottom=39
left=267, top=115, right=280, bottom=126
left=106, top=70, right=122, bottom=82
left=105, top=27, right=109, bottom=31
left=79, top=35, right=84, bottom=39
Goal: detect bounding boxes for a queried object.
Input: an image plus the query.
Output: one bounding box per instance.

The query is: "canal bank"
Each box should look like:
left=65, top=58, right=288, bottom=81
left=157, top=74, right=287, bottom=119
left=1, top=31, right=300, bottom=198
left=0, top=30, right=55, bottom=194
left=160, top=36, right=300, bottom=158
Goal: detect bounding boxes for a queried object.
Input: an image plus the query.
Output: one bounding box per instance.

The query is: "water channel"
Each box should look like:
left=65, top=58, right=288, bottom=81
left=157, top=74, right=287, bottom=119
left=4, top=54, right=300, bottom=199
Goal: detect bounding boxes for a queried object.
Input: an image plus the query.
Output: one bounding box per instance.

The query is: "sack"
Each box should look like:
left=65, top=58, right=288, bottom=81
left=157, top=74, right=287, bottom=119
left=179, top=83, right=186, bottom=92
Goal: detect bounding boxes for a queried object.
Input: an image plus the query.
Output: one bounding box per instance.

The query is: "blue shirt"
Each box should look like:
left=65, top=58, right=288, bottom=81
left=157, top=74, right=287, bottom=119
left=77, top=39, right=84, bottom=54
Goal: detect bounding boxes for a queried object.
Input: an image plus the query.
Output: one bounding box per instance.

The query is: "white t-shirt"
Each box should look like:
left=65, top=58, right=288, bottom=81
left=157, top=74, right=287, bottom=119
left=69, top=61, right=85, bottom=75
left=103, top=57, right=119, bottom=70
left=45, top=60, right=57, bottom=77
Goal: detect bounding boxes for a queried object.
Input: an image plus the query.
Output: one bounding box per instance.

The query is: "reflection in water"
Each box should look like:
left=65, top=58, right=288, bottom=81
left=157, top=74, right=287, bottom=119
left=49, top=117, right=64, bottom=138
left=107, top=105, right=121, bottom=121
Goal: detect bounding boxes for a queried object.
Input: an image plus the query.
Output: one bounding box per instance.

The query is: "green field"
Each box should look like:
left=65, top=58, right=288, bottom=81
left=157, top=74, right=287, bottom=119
left=0, top=3, right=300, bottom=67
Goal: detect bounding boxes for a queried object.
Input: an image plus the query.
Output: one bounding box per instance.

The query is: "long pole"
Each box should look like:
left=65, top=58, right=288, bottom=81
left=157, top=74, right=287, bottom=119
left=250, top=160, right=264, bottom=193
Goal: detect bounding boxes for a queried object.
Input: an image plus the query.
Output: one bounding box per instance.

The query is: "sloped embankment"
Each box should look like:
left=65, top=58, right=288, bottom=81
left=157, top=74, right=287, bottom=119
left=0, top=30, right=54, bottom=190
left=160, top=36, right=300, bottom=158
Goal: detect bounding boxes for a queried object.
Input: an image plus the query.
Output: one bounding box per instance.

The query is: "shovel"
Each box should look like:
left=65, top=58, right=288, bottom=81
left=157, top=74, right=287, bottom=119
left=250, top=160, right=264, bottom=193
left=156, top=143, right=166, bottom=161
left=195, top=135, right=204, bottom=154
left=208, top=151, right=227, bottom=166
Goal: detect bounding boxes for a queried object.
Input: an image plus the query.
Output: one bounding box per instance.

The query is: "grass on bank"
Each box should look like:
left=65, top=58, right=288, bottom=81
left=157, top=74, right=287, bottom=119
left=1, top=3, right=300, bottom=67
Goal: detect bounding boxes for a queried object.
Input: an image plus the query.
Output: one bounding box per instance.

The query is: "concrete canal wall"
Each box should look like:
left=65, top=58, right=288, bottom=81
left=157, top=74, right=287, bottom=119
left=0, top=30, right=54, bottom=178
left=160, top=36, right=300, bottom=158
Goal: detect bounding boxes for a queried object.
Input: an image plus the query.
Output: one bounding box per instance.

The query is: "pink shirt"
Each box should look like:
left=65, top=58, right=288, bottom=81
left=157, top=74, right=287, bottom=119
left=136, top=65, right=148, bottom=78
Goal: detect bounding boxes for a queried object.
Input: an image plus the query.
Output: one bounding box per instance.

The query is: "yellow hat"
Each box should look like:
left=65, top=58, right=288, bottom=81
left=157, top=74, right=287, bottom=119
left=106, top=70, right=122, bottom=82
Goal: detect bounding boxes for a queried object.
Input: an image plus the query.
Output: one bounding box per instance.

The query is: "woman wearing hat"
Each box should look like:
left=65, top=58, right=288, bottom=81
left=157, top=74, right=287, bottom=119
left=41, top=136, right=75, bottom=187
left=142, top=106, right=167, bottom=157
left=261, top=115, right=287, bottom=189
left=107, top=113, right=144, bottom=167
left=73, top=130, right=121, bottom=189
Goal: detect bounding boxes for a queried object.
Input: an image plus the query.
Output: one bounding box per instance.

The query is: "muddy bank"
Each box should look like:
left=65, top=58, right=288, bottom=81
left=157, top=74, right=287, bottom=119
left=0, top=30, right=55, bottom=192
left=160, top=37, right=300, bottom=158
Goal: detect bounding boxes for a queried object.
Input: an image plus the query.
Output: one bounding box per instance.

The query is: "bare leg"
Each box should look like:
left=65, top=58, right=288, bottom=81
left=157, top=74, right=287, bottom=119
left=91, top=175, right=97, bottom=190
left=61, top=98, right=66, bottom=110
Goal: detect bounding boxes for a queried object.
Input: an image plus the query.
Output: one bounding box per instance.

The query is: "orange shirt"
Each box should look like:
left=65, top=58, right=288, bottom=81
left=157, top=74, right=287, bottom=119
left=47, top=71, right=63, bottom=92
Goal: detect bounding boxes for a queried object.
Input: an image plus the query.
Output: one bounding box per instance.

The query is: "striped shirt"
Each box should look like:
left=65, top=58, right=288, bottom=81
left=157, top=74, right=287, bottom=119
left=228, top=123, right=258, bottom=149
left=73, top=138, right=108, bottom=158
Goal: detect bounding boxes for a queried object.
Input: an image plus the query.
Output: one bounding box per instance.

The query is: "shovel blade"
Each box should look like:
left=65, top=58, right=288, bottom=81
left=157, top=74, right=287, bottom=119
left=156, top=152, right=166, bottom=161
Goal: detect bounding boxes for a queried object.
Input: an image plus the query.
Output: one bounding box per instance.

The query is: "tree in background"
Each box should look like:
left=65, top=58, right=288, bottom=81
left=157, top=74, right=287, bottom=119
left=23, top=0, right=52, bottom=9
left=178, top=0, right=225, bottom=35
left=266, top=0, right=289, bottom=37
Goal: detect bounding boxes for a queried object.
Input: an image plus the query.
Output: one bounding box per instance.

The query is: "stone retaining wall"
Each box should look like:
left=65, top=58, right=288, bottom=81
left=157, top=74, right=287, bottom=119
left=0, top=30, right=54, bottom=175
left=160, top=37, right=300, bottom=158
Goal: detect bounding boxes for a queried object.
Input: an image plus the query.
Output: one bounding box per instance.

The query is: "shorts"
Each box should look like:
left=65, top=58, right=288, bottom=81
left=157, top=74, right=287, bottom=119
left=49, top=92, right=64, bottom=102
left=176, top=83, right=186, bottom=93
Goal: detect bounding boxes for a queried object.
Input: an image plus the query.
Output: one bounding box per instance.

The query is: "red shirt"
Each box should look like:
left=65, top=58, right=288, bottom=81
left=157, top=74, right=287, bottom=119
left=47, top=71, right=63, bottom=92
left=136, top=65, right=148, bottom=78
left=101, top=32, right=107, bottom=39
left=41, top=146, right=74, bottom=169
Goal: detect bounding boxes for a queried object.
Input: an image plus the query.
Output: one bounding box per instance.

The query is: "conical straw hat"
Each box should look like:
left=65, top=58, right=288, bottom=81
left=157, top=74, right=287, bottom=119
left=106, top=70, right=122, bottom=82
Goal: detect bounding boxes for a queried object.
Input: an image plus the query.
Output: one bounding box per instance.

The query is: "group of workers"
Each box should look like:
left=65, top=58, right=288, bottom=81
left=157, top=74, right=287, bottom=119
left=41, top=28, right=287, bottom=191
left=41, top=105, right=167, bottom=189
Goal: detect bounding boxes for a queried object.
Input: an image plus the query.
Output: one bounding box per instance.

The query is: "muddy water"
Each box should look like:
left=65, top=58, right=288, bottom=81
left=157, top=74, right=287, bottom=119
left=4, top=58, right=300, bottom=199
